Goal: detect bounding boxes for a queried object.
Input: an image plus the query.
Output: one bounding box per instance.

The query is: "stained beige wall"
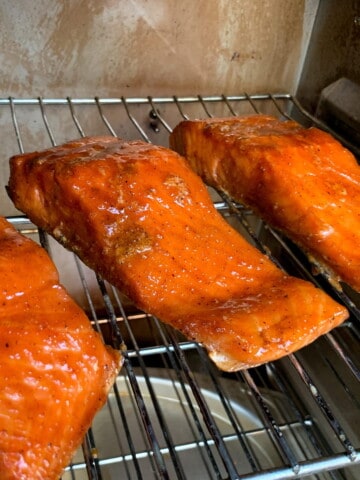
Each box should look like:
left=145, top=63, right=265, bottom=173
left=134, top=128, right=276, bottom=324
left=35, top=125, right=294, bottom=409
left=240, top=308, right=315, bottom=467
left=0, top=0, right=318, bottom=98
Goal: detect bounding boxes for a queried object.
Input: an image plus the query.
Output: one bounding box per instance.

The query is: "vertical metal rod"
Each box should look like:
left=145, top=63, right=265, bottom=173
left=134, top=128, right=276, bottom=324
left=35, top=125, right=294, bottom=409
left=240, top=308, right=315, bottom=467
left=288, top=354, right=357, bottom=460
left=38, top=97, right=56, bottom=145
left=173, top=96, right=189, bottom=120
left=38, top=97, right=57, bottom=146
left=67, top=97, right=86, bottom=137
left=245, top=93, right=261, bottom=113
left=121, top=97, right=151, bottom=142
left=65, top=463, right=78, bottom=480
left=197, top=95, right=213, bottom=117
left=265, top=362, right=334, bottom=468
left=222, top=94, right=238, bottom=116
left=269, top=94, right=293, bottom=120
left=72, top=257, right=106, bottom=338
left=82, top=429, right=103, bottom=480
left=326, top=331, right=360, bottom=381
left=111, top=381, right=144, bottom=479
left=9, top=97, right=24, bottom=153
left=95, top=97, right=117, bottom=136
left=241, top=369, right=300, bottom=474
left=147, top=96, right=173, bottom=133
left=36, top=98, right=60, bottom=255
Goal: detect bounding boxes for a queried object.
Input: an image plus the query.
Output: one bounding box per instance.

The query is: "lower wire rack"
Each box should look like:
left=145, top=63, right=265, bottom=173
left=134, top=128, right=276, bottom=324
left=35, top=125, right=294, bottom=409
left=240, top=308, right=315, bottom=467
left=3, top=93, right=360, bottom=480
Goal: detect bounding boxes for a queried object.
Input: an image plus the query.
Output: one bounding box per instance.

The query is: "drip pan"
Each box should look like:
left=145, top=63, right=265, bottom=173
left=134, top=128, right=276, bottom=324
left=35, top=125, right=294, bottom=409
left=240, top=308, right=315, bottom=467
left=62, top=369, right=341, bottom=480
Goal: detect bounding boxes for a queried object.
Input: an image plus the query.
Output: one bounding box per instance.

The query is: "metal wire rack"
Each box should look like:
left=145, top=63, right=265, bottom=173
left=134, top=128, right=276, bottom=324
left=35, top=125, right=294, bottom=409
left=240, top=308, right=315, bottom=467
left=1, top=93, right=360, bottom=480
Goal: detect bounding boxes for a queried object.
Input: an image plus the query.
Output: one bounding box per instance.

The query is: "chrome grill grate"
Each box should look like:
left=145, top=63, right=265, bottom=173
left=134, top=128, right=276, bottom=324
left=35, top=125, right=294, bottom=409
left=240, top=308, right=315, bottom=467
left=1, top=94, right=360, bottom=479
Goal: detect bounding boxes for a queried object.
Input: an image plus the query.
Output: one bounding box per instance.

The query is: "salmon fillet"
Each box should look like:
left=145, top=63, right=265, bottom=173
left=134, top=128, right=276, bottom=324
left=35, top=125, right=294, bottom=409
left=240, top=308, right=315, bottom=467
left=7, top=136, right=348, bottom=371
left=170, top=115, right=360, bottom=292
left=0, top=217, right=121, bottom=480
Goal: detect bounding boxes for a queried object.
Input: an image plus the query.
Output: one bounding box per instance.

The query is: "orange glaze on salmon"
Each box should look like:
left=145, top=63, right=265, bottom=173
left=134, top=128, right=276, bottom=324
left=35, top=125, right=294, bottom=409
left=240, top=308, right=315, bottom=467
left=0, top=217, right=121, bottom=480
left=7, top=136, right=348, bottom=372
left=170, top=115, right=360, bottom=292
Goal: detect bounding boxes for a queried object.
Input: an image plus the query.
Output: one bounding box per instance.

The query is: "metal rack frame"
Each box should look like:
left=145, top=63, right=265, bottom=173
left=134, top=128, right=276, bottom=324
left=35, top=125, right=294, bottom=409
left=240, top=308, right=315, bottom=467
left=1, top=93, right=359, bottom=479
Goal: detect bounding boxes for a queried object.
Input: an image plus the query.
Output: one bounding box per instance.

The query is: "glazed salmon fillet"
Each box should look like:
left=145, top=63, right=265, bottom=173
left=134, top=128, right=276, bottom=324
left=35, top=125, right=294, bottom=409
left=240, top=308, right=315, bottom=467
left=7, top=136, right=348, bottom=371
left=170, top=115, right=360, bottom=292
left=0, top=217, right=121, bottom=480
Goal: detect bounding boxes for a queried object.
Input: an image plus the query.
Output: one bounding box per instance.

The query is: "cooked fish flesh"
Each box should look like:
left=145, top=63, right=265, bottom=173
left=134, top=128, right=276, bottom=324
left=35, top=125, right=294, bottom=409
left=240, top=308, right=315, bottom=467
left=0, top=216, right=121, bottom=479
left=7, top=136, right=348, bottom=372
left=170, top=115, right=360, bottom=292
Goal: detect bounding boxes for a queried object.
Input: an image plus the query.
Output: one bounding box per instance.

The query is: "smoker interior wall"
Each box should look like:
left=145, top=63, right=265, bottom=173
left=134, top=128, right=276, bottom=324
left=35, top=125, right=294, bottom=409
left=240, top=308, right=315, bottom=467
left=296, top=0, right=360, bottom=113
left=0, top=0, right=318, bottom=98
